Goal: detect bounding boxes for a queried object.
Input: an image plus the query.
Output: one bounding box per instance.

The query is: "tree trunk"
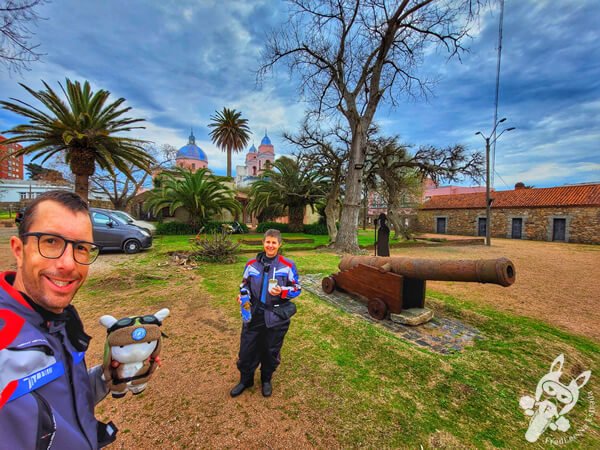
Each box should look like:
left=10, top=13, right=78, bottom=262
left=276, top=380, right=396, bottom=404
left=386, top=198, right=404, bottom=240
left=288, top=206, right=305, bottom=232
left=334, top=126, right=366, bottom=253
left=70, top=148, right=96, bottom=203
left=324, top=186, right=340, bottom=243
left=227, top=148, right=232, bottom=178
left=74, top=174, right=90, bottom=202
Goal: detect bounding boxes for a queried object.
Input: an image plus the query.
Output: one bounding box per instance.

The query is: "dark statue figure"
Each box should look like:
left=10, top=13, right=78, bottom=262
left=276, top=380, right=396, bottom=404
left=376, top=213, right=390, bottom=257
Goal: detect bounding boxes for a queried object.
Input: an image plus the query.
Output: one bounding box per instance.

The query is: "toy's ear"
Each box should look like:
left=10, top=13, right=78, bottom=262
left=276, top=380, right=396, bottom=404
left=550, top=354, right=564, bottom=373
left=574, top=370, right=591, bottom=389
left=154, top=308, right=170, bottom=322
left=100, top=315, right=118, bottom=329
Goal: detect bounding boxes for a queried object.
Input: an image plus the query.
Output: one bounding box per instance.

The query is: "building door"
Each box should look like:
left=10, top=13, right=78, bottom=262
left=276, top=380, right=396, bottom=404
left=436, top=217, right=446, bottom=234
left=552, top=218, right=566, bottom=241
left=478, top=218, right=487, bottom=237
left=511, top=218, right=523, bottom=239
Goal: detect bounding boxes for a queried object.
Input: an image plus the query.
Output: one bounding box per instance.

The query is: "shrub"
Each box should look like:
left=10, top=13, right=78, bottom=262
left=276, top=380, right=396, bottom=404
left=156, top=221, right=196, bottom=235
left=256, top=222, right=289, bottom=233
left=202, top=220, right=249, bottom=234
left=191, top=232, right=240, bottom=263
left=303, top=222, right=329, bottom=235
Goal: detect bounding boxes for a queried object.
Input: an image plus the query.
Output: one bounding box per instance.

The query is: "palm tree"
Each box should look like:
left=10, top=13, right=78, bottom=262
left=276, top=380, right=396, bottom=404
left=0, top=79, right=154, bottom=201
left=208, top=107, right=250, bottom=178
left=145, top=167, right=241, bottom=231
left=249, top=156, right=326, bottom=232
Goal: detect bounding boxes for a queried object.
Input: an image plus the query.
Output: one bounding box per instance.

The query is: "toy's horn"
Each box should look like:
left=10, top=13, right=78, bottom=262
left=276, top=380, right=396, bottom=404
left=99, top=315, right=118, bottom=329
left=154, top=308, right=170, bottom=323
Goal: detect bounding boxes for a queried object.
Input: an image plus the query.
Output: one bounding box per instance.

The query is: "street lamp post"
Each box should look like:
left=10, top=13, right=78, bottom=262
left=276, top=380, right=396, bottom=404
left=476, top=118, right=515, bottom=246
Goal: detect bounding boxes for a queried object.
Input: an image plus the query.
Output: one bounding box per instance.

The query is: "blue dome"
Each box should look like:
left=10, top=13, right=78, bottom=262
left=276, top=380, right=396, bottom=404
left=260, top=134, right=271, bottom=146
left=177, top=144, right=207, bottom=161
left=248, top=144, right=257, bottom=153
left=176, top=129, right=208, bottom=161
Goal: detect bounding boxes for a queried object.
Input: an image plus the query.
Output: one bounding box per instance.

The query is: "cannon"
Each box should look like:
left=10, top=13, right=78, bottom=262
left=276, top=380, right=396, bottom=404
left=321, top=256, right=516, bottom=320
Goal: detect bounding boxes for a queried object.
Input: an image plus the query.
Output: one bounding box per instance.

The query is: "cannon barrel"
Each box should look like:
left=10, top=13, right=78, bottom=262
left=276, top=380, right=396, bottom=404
left=339, top=256, right=516, bottom=287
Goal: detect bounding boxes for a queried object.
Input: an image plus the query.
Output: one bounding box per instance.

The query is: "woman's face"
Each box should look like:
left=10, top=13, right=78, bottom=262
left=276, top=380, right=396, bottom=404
left=263, top=236, right=281, bottom=258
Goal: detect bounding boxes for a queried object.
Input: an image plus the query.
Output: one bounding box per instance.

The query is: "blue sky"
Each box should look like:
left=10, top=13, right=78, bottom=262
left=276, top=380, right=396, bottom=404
left=0, top=0, right=598, bottom=190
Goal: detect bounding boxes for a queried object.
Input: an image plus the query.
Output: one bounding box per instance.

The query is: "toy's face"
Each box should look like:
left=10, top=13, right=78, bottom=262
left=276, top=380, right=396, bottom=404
left=541, top=380, right=574, bottom=405
left=111, top=340, right=158, bottom=363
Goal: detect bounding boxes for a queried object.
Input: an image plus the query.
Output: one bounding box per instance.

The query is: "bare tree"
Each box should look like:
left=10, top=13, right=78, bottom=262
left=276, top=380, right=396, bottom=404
left=1, top=0, right=46, bottom=73
left=90, top=144, right=175, bottom=210
left=366, top=135, right=483, bottom=238
left=261, top=0, right=484, bottom=252
left=285, top=118, right=349, bottom=243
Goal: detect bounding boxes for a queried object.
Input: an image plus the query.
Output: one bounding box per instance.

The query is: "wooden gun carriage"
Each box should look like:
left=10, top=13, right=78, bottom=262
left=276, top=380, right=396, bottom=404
left=321, top=256, right=516, bottom=320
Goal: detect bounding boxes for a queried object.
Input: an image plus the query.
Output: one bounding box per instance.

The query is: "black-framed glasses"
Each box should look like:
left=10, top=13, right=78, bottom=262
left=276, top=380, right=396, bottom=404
left=108, top=315, right=162, bottom=333
left=21, top=232, right=101, bottom=265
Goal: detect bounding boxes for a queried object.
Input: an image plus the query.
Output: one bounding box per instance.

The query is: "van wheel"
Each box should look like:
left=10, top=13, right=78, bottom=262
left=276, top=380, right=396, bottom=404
left=124, top=239, right=141, bottom=254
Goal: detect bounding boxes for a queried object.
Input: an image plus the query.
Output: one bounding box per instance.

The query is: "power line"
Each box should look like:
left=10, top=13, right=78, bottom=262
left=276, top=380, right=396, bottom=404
left=491, top=0, right=505, bottom=188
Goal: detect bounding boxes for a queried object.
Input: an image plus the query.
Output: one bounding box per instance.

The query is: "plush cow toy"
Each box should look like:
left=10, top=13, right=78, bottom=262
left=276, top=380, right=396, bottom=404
left=99, top=308, right=170, bottom=398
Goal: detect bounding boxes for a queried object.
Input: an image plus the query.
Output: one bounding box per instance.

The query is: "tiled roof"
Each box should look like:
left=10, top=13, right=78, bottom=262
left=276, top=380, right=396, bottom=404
left=422, top=184, right=600, bottom=209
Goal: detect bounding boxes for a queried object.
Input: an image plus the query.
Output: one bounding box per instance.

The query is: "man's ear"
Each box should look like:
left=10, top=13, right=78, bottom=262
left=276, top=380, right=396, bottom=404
left=10, top=236, right=24, bottom=268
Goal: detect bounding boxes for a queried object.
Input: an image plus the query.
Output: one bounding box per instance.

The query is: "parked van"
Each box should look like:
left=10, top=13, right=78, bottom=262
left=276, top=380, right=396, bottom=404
left=89, top=208, right=152, bottom=254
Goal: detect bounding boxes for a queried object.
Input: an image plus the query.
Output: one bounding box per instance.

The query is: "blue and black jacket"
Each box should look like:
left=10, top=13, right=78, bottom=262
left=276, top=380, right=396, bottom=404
left=0, top=271, right=112, bottom=449
left=241, top=253, right=301, bottom=328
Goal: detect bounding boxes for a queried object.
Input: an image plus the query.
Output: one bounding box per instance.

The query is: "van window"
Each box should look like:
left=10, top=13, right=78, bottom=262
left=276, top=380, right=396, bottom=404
left=92, top=212, right=112, bottom=225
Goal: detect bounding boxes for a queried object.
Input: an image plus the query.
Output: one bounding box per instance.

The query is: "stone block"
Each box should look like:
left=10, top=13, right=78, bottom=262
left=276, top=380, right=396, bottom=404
left=390, top=307, right=434, bottom=326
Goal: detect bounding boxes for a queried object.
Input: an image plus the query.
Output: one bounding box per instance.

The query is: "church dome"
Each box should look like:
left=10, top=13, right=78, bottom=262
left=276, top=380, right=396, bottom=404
left=248, top=144, right=257, bottom=153
left=177, top=130, right=207, bottom=161
left=260, top=133, right=271, bottom=146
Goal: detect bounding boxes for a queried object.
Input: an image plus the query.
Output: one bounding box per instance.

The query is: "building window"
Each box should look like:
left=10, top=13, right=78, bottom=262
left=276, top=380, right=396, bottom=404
left=511, top=218, right=523, bottom=239
left=19, top=192, right=27, bottom=200
left=436, top=217, right=447, bottom=234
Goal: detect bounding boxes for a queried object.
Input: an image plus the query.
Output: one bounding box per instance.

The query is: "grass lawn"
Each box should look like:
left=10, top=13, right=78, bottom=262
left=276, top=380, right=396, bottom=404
left=79, top=236, right=600, bottom=448
left=155, top=229, right=399, bottom=254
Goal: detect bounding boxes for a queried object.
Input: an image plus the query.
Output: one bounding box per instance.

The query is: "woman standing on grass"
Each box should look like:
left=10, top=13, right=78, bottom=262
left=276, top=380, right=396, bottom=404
left=230, top=229, right=301, bottom=398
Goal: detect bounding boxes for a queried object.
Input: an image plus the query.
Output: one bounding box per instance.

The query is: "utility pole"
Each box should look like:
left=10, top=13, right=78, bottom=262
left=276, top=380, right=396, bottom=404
left=476, top=118, right=515, bottom=246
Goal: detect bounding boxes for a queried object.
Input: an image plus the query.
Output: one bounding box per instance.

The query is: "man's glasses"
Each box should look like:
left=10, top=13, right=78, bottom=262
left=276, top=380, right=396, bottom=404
left=107, top=315, right=162, bottom=333
left=21, top=232, right=101, bottom=265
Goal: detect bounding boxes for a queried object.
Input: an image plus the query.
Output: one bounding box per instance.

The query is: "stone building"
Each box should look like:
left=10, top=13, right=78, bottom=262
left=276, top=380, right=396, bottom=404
left=416, top=183, right=600, bottom=244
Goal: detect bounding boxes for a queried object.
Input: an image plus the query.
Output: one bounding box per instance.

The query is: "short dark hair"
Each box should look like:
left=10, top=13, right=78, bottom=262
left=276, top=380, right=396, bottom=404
left=263, top=229, right=282, bottom=243
left=19, top=190, right=89, bottom=238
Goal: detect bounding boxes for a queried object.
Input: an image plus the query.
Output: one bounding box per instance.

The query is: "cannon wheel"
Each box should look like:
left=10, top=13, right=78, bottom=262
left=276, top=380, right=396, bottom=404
left=367, top=298, right=388, bottom=320
left=321, top=276, right=336, bottom=294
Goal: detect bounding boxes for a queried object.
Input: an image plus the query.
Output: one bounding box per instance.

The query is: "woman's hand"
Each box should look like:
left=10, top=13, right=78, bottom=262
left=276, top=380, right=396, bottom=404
left=237, top=294, right=242, bottom=305
left=269, top=285, right=282, bottom=296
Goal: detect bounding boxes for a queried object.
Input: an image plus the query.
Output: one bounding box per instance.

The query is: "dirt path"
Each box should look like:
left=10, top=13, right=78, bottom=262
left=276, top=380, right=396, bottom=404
left=79, top=261, right=337, bottom=449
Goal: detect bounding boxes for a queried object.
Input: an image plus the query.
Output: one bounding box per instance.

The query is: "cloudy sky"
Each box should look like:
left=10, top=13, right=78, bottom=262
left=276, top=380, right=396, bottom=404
left=1, top=0, right=598, bottom=190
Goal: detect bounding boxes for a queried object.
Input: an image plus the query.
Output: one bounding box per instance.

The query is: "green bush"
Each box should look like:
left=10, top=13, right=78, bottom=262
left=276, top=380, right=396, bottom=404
left=156, top=221, right=196, bottom=235
left=202, top=220, right=249, bottom=234
left=191, top=232, right=240, bottom=263
left=303, top=222, right=329, bottom=235
left=256, top=222, right=290, bottom=233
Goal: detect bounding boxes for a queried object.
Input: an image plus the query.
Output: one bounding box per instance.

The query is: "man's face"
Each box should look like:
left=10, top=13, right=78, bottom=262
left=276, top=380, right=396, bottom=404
left=10, top=201, right=93, bottom=313
left=263, top=235, right=281, bottom=258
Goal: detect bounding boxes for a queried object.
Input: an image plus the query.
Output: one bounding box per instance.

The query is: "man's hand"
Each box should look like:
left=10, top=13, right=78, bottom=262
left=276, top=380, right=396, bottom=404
left=237, top=294, right=242, bottom=305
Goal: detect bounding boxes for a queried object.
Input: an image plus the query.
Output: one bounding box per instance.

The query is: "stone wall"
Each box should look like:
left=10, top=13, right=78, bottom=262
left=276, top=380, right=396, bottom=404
left=416, top=206, right=600, bottom=244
